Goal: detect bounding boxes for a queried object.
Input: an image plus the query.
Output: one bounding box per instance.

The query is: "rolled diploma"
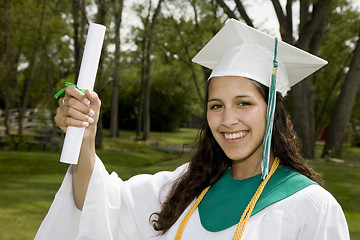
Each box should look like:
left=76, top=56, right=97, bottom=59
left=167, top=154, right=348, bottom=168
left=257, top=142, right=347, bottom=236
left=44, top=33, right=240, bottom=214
left=60, top=23, right=106, bottom=164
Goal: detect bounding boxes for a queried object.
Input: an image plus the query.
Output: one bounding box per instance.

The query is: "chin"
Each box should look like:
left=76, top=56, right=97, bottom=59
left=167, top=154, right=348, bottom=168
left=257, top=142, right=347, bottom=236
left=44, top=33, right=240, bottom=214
left=223, top=151, right=250, bottom=162
left=221, top=145, right=263, bottom=162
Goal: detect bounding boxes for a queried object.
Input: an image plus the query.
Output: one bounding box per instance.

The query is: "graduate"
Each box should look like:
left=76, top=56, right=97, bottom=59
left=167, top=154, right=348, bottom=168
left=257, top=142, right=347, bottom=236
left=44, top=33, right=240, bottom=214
left=35, top=19, right=350, bottom=240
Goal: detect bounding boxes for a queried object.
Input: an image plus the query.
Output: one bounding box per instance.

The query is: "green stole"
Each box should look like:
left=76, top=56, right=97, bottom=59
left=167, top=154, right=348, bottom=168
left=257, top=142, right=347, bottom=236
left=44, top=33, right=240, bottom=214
left=198, top=166, right=317, bottom=232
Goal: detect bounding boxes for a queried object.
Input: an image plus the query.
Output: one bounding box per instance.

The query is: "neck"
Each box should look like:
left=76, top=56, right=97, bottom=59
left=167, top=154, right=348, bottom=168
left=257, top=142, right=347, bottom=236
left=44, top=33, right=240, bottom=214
left=230, top=152, right=275, bottom=180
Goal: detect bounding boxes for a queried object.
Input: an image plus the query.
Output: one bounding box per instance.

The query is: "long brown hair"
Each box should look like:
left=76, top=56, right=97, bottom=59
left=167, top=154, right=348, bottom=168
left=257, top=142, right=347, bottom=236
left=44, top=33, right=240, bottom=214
left=151, top=79, right=323, bottom=234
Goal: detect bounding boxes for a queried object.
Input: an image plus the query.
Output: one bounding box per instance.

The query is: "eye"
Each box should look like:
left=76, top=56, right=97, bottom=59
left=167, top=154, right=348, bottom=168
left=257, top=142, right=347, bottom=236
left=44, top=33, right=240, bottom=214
left=209, top=104, right=223, bottom=110
left=238, top=101, right=251, bottom=107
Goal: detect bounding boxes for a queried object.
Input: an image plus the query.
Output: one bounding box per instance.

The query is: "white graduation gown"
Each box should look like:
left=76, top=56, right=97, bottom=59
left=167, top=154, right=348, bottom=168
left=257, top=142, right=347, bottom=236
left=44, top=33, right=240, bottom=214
left=35, top=156, right=350, bottom=240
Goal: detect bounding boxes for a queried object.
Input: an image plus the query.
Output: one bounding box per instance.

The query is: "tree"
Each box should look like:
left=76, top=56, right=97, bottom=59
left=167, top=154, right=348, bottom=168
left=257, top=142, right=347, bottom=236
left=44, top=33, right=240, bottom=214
left=136, top=0, right=165, bottom=141
left=155, top=1, right=220, bottom=106
left=312, top=0, right=360, bottom=142
left=109, top=0, right=124, bottom=138
left=72, top=0, right=87, bottom=81
left=18, top=0, right=47, bottom=135
left=0, top=0, right=73, bottom=137
left=289, top=0, right=332, bottom=159
left=94, top=0, right=110, bottom=149
left=322, top=32, right=360, bottom=158
left=1, top=0, right=20, bottom=135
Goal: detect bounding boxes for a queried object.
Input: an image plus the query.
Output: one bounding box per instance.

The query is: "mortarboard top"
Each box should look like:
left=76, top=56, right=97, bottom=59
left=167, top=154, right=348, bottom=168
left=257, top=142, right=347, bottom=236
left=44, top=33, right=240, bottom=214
left=192, top=19, right=327, bottom=96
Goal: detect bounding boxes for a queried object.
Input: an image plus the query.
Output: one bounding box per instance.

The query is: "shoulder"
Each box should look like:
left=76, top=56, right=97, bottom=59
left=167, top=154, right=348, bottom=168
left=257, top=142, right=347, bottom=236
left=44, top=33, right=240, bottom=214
left=286, top=184, right=347, bottom=229
left=123, top=162, right=189, bottom=200
left=126, top=162, right=189, bottom=185
left=293, top=185, right=350, bottom=239
left=282, top=184, right=341, bottom=215
left=253, top=185, right=349, bottom=239
left=294, top=184, right=340, bottom=211
left=266, top=167, right=338, bottom=214
left=264, top=183, right=344, bottom=220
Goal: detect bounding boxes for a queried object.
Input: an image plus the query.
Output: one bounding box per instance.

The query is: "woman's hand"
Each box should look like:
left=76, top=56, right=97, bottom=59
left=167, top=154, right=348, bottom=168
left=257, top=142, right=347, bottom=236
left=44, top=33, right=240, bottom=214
left=54, top=85, right=101, bottom=141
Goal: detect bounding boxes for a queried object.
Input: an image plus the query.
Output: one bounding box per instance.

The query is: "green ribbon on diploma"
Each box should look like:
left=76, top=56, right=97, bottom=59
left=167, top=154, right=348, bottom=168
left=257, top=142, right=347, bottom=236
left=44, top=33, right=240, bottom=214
left=54, top=82, right=86, bottom=99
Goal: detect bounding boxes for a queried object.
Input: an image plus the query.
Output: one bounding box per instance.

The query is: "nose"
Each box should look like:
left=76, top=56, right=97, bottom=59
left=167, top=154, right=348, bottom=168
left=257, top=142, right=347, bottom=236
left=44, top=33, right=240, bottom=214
left=221, top=107, right=239, bottom=127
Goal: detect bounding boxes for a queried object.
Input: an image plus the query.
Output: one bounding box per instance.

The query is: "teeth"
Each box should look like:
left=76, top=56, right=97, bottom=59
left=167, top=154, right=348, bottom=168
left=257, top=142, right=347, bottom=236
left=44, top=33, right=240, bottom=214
left=224, top=132, right=246, bottom=139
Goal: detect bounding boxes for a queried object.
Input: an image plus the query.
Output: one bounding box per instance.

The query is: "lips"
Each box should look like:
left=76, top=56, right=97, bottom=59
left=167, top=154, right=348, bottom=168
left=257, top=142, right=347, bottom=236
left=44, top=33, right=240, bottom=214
left=223, top=131, right=248, bottom=140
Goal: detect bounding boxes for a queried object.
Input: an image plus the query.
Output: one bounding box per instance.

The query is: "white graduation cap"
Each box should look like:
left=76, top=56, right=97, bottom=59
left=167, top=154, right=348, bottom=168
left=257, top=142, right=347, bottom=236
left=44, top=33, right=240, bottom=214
left=192, top=19, right=327, bottom=179
left=192, top=18, right=327, bottom=96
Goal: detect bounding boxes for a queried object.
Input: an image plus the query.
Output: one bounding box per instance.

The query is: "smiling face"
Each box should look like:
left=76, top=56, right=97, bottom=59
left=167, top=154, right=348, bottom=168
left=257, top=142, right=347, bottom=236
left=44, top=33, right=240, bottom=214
left=207, top=76, right=268, bottom=167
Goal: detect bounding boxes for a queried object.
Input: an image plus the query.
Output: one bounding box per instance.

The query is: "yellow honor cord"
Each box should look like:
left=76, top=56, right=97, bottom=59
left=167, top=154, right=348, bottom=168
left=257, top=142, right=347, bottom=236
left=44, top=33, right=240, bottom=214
left=174, top=186, right=210, bottom=240
left=232, top=157, right=280, bottom=239
left=174, top=157, right=280, bottom=240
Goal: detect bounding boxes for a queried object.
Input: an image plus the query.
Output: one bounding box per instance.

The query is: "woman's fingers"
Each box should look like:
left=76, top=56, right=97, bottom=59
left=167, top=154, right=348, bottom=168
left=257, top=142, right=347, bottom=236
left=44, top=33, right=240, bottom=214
left=57, top=95, right=93, bottom=119
left=54, top=114, right=89, bottom=131
left=55, top=85, right=98, bottom=132
left=85, top=89, right=101, bottom=111
left=65, top=85, right=86, bottom=102
left=61, top=86, right=90, bottom=114
left=66, top=95, right=92, bottom=115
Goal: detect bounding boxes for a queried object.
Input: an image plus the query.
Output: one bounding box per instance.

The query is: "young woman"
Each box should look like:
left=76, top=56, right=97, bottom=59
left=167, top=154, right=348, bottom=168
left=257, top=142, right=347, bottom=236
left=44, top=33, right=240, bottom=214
left=35, top=19, right=350, bottom=240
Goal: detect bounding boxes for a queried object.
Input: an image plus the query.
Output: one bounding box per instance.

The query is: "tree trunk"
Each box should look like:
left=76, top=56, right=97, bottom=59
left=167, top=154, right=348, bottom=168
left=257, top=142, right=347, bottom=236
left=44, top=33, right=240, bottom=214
left=136, top=0, right=164, bottom=141
left=217, top=0, right=254, bottom=27
left=2, top=0, right=11, bottom=135
left=110, top=0, right=124, bottom=138
left=315, top=54, right=352, bottom=139
left=271, top=0, right=293, bottom=43
left=291, top=77, right=315, bottom=158
left=72, top=0, right=80, bottom=80
left=143, top=0, right=164, bottom=140
left=272, top=0, right=331, bottom=159
left=136, top=2, right=152, bottom=140
left=94, top=0, right=108, bottom=149
left=43, top=43, right=57, bottom=128
left=216, top=0, right=238, bottom=19
left=72, top=0, right=86, bottom=82
left=136, top=41, right=145, bottom=140
left=18, top=0, right=46, bottom=135
left=234, top=0, right=254, bottom=27
left=322, top=33, right=360, bottom=158
left=292, top=0, right=332, bottom=159
left=4, top=51, right=20, bottom=135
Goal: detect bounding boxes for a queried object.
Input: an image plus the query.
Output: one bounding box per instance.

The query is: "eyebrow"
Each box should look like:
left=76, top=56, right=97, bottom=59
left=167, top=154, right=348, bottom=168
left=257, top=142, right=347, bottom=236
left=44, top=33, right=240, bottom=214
left=207, top=95, right=252, bottom=102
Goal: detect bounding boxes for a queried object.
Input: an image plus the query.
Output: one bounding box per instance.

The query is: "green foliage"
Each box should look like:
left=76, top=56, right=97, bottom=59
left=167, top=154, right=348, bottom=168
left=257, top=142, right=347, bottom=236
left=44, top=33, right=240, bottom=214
left=114, top=1, right=225, bottom=132
left=150, top=62, right=195, bottom=131
left=144, top=7, right=225, bottom=131
left=1, top=0, right=360, bottom=142
left=314, top=0, right=360, bottom=135
left=0, top=0, right=72, bottom=112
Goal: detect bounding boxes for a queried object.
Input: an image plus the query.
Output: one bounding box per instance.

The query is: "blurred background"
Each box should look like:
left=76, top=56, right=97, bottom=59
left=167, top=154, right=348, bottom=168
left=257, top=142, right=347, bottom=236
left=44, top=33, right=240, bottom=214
left=0, top=0, right=359, bottom=239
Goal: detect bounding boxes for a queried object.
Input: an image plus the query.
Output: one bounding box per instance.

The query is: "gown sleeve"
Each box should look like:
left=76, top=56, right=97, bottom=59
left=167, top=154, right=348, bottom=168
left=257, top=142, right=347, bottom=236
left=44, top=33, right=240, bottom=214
left=296, top=185, right=350, bottom=240
left=35, top=155, right=187, bottom=240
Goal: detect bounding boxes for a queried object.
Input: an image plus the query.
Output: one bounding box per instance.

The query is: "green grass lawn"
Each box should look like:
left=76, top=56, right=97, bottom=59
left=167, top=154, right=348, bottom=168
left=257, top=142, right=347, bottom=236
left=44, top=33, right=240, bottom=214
left=0, top=129, right=359, bottom=239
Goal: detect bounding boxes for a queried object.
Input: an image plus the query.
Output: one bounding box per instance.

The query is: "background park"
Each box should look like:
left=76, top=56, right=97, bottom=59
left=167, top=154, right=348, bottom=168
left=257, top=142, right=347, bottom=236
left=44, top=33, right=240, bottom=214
left=1, top=0, right=360, bottom=239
